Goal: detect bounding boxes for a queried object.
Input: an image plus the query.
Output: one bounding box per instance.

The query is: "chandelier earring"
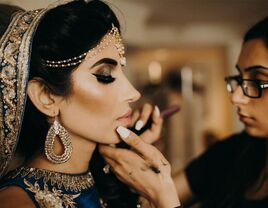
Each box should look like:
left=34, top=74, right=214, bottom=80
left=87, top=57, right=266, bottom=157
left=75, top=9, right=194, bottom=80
left=45, top=117, right=73, bottom=164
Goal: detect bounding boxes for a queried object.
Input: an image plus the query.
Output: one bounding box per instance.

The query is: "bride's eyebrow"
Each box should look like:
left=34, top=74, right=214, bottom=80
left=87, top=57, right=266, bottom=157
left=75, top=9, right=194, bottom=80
left=91, top=58, right=118, bottom=68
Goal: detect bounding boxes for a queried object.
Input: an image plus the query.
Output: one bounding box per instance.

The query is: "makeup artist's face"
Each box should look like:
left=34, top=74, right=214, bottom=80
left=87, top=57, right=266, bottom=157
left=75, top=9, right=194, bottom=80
left=231, top=38, right=268, bottom=138
left=59, top=38, right=140, bottom=144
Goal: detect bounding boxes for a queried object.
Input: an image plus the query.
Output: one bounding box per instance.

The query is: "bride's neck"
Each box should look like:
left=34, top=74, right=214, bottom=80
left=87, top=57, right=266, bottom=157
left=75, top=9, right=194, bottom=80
left=27, top=135, right=97, bottom=174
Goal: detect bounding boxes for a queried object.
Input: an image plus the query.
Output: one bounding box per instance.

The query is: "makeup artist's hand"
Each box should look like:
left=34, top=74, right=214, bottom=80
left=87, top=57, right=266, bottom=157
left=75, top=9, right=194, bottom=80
left=99, top=126, right=180, bottom=208
left=131, top=103, right=163, bottom=144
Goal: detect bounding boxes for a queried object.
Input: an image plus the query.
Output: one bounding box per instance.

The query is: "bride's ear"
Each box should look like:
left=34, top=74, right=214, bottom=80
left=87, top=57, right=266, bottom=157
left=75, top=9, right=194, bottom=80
left=27, top=79, right=61, bottom=117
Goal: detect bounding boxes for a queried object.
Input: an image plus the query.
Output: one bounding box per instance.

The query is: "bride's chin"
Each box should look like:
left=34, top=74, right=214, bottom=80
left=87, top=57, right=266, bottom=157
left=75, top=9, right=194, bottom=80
left=104, top=133, right=122, bottom=144
left=110, top=136, right=122, bottom=144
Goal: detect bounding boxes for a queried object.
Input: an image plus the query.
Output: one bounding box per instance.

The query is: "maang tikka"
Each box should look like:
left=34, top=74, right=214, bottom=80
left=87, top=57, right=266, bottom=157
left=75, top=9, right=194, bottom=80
left=45, top=118, right=72, bottom=164
left=43, top=24, right=126, bottom=68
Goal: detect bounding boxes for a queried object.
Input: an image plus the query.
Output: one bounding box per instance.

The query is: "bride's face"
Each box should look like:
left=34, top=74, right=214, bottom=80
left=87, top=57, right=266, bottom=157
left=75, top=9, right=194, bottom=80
left=58, top=39, right=140, bottom=144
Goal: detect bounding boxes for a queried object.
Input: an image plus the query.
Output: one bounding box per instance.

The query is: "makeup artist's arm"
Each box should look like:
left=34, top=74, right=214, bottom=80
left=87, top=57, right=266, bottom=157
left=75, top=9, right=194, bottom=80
left=173, top=171, right=195, bottom=206
left=99, top=127, right=180, bottom=208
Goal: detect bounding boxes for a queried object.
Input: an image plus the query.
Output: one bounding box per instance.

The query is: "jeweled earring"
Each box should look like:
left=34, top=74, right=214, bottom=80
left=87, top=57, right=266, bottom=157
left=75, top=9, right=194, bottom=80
left=45, top=119, right=72, bottom=164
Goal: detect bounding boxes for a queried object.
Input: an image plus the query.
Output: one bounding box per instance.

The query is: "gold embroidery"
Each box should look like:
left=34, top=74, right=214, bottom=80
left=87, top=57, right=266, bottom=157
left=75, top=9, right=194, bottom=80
left=24, top=179, right=80, bottom=208
left=9, top=166, right=95, bottom=192
left=0, top=0, right=77, bottom=179
left=0, top=9, right=47, bottom=178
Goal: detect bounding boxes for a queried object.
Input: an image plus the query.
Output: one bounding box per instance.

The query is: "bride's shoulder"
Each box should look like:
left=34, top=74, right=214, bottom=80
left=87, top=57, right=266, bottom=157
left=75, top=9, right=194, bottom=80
left=0, top=186, right=35, bottom=208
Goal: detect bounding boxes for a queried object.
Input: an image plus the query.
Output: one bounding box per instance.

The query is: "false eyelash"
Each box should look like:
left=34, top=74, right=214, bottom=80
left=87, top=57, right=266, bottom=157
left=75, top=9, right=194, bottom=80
left=92, top=73, right=115, bottom=84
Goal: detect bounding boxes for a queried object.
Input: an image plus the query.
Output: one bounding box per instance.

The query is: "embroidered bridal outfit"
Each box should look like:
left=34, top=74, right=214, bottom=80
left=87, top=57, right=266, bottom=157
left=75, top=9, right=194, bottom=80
left=0, top=1, right=125, bottom=207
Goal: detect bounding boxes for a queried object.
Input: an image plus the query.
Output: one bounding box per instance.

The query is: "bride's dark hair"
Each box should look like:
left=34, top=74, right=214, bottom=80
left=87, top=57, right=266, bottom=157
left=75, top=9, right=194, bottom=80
left=0, top=4, right=23, bottom=36
left=17, top=0, right=138, bottom=207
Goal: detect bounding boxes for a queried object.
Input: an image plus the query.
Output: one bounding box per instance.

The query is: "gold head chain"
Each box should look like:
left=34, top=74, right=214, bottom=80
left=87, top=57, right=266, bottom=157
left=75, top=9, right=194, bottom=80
left=43, top=24, right=126, bottom=68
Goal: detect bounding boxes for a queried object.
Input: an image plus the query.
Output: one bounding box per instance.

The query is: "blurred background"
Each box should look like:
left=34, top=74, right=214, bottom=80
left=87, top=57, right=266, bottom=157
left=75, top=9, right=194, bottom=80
left=2, top=0, right=268, bottom=172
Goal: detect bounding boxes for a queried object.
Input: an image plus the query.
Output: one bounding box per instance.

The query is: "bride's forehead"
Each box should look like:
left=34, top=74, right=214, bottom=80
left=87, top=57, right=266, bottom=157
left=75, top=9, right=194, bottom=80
left=84, top=26, right=124, bottom=59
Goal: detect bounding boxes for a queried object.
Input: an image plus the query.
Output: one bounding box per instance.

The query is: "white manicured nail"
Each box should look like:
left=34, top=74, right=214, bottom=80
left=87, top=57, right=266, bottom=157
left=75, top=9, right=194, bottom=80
left=116, top=126, right=130, bottom=139
left=154, top=105, right=160, bottom=117
left=135, top=120, right=144, bottom=131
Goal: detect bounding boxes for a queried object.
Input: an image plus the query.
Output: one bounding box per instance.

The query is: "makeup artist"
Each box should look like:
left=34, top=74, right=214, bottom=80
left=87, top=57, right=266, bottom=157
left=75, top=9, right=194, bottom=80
left=100, top=16, right=268, bottom=208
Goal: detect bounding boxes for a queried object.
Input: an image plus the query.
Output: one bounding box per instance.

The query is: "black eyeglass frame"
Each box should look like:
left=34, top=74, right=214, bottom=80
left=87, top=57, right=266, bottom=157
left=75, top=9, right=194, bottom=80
left=224, top=75, right=268, bottom=98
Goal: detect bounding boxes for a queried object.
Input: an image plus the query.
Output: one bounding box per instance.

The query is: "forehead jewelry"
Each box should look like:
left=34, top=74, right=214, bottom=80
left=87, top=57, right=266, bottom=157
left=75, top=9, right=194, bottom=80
left=43, top=24, right=126, bottom=68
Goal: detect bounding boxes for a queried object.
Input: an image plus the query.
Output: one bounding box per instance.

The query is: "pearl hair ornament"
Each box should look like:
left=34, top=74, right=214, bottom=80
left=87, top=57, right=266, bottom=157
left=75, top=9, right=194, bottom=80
left=42, top=24, right=126, bottom=68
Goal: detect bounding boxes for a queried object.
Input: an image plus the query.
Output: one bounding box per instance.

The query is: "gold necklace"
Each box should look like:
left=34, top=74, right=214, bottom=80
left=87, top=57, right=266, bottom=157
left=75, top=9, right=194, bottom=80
left=8, top=166, right=95, bottom=192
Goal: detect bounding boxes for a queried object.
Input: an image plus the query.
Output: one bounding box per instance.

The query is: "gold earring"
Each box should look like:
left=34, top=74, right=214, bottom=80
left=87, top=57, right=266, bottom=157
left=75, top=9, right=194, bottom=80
left=45, top=119, right=72, bottom=164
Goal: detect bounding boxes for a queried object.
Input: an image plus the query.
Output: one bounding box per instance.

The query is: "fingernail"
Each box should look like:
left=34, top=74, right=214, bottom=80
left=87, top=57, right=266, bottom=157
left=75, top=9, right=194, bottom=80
left=154, top=105, right=160, bottom=117
left=135, top=120, right=144, bottom=131
left=116, top=126, right=130, bottom=139
left=109, top=144, right=116, bottom=148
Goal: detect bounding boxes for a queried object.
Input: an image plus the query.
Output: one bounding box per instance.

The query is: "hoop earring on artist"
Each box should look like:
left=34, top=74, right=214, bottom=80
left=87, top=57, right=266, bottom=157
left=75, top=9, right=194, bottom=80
left=45, top=116, right=73, bottom=164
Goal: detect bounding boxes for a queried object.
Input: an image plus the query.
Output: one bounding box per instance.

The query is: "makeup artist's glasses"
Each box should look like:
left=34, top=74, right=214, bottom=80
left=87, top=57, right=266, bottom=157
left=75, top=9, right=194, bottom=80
left=224, top=75, right=268, bottom=98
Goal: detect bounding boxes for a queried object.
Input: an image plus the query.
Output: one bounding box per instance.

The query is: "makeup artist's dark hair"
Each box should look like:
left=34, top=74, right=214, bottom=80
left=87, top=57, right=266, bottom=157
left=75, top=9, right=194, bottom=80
left=17, top=0, right=138, bottom=207
left=244, top=16, right=268, bottom=47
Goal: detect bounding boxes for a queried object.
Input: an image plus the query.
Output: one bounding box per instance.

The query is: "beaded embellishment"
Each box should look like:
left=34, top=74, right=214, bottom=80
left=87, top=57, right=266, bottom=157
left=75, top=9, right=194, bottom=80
left=0, top=9, right=47, bottom=178
left=8, top=166, right=95, bottom=192
left=5, top=166, right=111, bottom=208
left=45, top=120, right=73, bottom=164
left=43, top=25, right=126, bottom=68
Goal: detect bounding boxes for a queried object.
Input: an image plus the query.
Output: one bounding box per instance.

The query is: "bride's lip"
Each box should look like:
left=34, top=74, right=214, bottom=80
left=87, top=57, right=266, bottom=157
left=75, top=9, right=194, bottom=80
left=116, top=109, right=132, bottom=126
left=117, top=109, right=132, bottom=120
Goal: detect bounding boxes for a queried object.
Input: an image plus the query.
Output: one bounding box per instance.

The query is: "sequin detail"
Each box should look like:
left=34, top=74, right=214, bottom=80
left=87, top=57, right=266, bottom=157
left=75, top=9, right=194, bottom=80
left=9, top=166, right=95, bottom=192
left=0, top=0, right=76, bottom=180
left=0, top=9, right=47, bottom=178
